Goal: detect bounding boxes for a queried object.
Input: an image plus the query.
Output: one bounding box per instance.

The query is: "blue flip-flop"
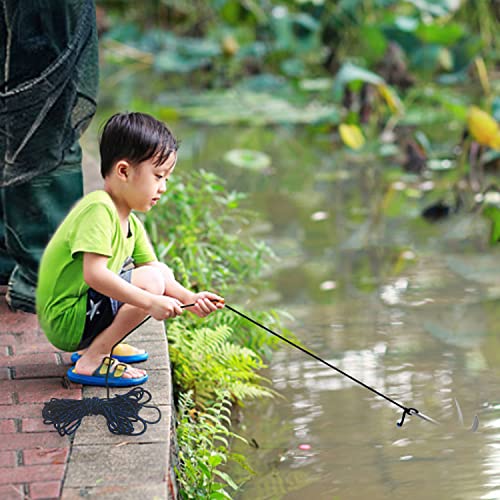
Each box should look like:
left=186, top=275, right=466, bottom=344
left=70, top=347, right=148, bottom=365
left=66, top=359, right=148, bottom=387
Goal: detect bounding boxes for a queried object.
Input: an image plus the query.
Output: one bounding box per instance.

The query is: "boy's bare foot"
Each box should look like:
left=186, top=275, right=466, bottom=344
left=76, top=343, right=145, bottom=357
left=74, top=353, right=147, bottom=379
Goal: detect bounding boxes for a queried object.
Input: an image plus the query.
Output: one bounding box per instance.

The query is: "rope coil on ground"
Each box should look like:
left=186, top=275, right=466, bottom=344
left=42, top=387, right=161, bottom=436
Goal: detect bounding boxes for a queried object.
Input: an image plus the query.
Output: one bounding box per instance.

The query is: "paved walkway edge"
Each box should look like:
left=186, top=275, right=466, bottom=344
left=61, top=319, right=178, bottom=499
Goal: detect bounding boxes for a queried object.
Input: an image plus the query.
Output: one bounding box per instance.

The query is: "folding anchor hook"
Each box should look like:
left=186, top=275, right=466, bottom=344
left=397, top=407, right=419, bottom=427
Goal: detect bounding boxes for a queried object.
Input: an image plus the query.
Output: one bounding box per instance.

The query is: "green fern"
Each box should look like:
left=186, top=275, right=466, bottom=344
left=168, top=322, right=277, bottom=407
left=176, top=390, right=250, bottom=499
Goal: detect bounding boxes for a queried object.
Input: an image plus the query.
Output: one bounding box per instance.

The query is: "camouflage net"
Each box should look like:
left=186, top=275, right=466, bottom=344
left=0, top=0, right=98, bottom=187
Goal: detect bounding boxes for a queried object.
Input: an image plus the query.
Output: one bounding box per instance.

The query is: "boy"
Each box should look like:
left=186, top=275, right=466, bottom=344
left=36, top=112, right=224, bottom=387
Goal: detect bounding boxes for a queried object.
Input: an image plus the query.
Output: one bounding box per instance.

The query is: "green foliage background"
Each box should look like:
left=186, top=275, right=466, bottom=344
left=95, top=0, right=499, bottom=496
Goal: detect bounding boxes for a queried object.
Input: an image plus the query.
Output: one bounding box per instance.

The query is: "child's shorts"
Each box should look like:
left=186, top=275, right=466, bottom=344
left=76, top=267, right=133, bottom=349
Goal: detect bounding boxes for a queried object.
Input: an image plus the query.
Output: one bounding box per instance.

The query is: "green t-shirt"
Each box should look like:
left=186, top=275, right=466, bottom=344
left=36, top=190, right=157, bottom=351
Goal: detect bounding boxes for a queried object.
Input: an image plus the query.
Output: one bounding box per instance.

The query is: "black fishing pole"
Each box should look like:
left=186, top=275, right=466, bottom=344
left=177, top=301, right=440, bottom=427
left=101, top=300, right=443, bottom=426
left=43, top=300, right=441, bottom=436
left=128, top=301, right=479, bottom=429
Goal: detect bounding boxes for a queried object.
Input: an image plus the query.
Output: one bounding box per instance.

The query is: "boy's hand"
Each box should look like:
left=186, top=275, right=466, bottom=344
left=188, top=292, right=225, bottom=318
left=148, top=296, right=183, bottom=321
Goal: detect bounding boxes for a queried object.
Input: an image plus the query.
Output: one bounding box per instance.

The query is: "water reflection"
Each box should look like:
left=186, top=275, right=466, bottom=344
left=191, top=126, right=500, bottom=499
left=86, top=117, right=500, bottom=499
left=232, top=317, right=500, bottom=499
left=233, top=257, right=500, bottom=498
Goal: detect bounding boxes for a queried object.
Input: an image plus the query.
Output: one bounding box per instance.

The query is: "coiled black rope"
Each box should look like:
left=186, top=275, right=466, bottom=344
left=42, top=386, right=161, bottom=436
left=43, top=315, right=161, bottom=436
left=42, top=304, right=192, bottom=437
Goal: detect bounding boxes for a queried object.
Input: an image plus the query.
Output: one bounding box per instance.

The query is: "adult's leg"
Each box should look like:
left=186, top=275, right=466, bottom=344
left=0, top=211, right=15, bottom=285
left=3, top=143, right=83, bottom=312
left=0, top=0, right=98, bottom=311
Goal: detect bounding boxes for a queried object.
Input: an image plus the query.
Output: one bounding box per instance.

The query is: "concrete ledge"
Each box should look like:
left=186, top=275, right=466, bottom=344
left=62, top=319, right=178, bottom=499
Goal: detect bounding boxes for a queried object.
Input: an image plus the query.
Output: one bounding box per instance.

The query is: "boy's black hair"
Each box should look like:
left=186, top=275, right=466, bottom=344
left=99, top=112, right=178, bottom=178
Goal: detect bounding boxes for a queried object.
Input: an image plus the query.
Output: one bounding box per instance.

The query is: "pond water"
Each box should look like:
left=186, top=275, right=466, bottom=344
left=170, top=123, right=500, bottom=500
left=86, top=113, right=500, bottom=499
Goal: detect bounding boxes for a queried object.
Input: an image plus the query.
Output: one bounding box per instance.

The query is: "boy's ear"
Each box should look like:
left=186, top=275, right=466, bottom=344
left=115, top=160, right=131, bottom=180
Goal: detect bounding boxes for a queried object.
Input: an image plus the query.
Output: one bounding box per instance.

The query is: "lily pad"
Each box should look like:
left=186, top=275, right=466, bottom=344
left=165, top=90, right=340, bottom=125
left=224, top=149, right=271, bottom=170
left=427, top=158, right=456, bottom=170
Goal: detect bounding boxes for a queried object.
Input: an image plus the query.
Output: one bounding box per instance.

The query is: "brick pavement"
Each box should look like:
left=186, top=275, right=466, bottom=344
left=0, top=296, right=79, bottom=500
left=0, top=294, right=176, bottom=499
left=0, top=154, right=176, bottom=499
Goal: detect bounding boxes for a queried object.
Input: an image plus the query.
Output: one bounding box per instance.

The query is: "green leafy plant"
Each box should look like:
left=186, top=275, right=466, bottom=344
left=197, top=305, right=288, bottom=360
left=168, top=322, right=277, bottom=407
left=141, top=167, right=283, bottom=495
left=143, top=168, right=275, bottom=296
left=176, top=390, right=253, bottom=499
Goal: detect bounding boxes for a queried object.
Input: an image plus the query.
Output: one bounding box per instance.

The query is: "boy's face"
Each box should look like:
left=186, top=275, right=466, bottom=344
left=124, top=151, right=177, bottom=212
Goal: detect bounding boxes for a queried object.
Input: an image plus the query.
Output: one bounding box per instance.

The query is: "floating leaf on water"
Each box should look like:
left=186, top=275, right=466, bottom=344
left=281, top=58, right=306, bottom=77
left=402, top=107, right=457, bottom=125
left=154, top=52, right=209, bottom=73
left=419, top=181, right=435, bottom=191
left=339, top=123, right=365, bottom=150
left=311, top=211, right=328, bottom=221
left=484, top=191, right=500, bottom=206
left=166, top=90, right=340, bottom=125
left=237, top=74, right=289, bottom=93
left=379, top=143, right=400, bottom=157
left=320, top=281, right=337, bottom=291
left=315, top=170, right=350, bottom=182
left=407, top=0, right=461, bottom=17
left=299, top=78, right=332, bottom=92
left=224, top=149, right=271, bottom=170
left=392, top=181, right=407, bottom=191
left=401, top=250, right=416, bottom=260
left=427, top=159, right=455, bottom=171
left=151, top=32, right=222, bottom=73
left=394, top=16, right=419, bottom=32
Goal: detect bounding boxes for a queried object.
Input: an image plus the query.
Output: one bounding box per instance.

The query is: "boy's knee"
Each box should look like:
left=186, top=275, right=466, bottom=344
left=131, top=266, right=165, bottom=295
left=155, top=262, right=174, bottom=281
